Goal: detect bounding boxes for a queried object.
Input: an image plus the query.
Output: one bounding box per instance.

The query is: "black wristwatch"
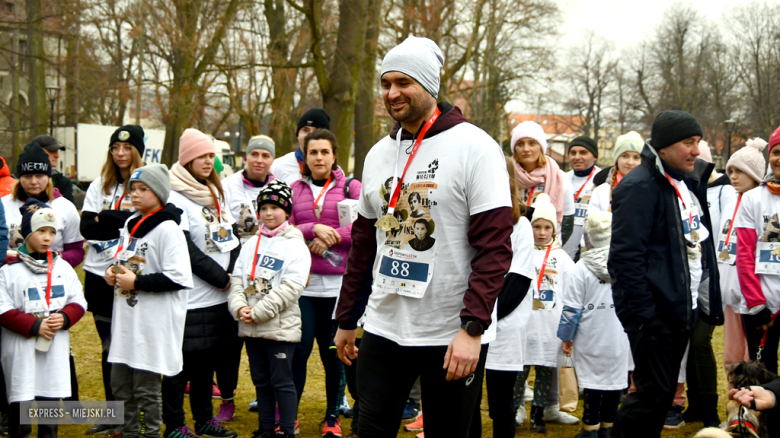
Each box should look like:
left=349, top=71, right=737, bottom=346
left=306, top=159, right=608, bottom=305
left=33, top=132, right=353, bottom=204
left=461, top=320, right=484, bottom=337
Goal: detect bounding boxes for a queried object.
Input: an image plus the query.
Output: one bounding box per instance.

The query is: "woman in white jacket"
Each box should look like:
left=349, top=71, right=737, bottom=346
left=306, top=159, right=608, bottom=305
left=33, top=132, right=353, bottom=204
left=228, top=181, right=311, bottom=438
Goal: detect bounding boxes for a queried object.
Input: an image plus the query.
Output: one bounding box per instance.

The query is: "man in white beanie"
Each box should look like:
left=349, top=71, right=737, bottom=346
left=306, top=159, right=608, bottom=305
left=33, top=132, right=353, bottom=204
left=333, top=36, right=513, bottom=437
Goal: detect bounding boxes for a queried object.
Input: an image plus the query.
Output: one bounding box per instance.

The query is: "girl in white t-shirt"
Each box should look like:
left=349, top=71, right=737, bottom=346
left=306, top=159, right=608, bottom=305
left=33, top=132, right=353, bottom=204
left=228, top=181, right=311, bottom=438
left=165, top=129, right=242, bottom=435
left=510, top=121, right=575, bottom=244
left=735, top=127, right=780, bottom=375
left=588, top=131, right=643, bottom=215
left=718, top=138, right=766, bottom=371
left=519, top=193, right=574, bottom=433
left=0, top=200, right=87, bottom=438
left=558, top=211, right=629, bottom=438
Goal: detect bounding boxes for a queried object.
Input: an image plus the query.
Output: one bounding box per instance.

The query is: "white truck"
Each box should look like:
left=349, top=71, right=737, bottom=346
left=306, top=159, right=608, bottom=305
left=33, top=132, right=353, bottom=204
left=53, top=124, right=237, bottom=184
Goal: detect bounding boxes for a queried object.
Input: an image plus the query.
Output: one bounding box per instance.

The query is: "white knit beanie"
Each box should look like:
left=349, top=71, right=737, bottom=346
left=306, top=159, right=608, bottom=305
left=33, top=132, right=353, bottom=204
left=531, top=193, right=557, bottom=234
left=584, top=210, right=612, bottom=249
left=511, top=121, right=548, bottom=154
left=613, top=131, right=644, bottom=163
left=726, top=138, right=767, bottom=185
left=380, top=36, right=444, bottom=98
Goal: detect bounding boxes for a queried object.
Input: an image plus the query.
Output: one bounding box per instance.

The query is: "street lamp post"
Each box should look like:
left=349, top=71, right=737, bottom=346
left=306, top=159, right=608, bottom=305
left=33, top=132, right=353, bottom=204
left=724, top=119, right=737, bottom=162
left=45, top=85, right=60, bottom=135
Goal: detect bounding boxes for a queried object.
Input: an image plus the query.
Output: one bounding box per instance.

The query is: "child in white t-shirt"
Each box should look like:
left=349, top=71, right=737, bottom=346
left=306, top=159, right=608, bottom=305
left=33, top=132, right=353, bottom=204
left=228, top=181, right=311, bottom=438
left=558, top=211, right=629, bottom=438
left=519, top=193, right=575, bottom=433
left=0, top=199, right=87, bottom=437
left=104, top=164, right=194, bottom=438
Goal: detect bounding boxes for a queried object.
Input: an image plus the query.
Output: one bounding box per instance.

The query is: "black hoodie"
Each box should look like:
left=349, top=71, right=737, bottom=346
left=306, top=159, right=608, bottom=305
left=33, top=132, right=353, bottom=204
left=129, top=203, right=190, bottom=293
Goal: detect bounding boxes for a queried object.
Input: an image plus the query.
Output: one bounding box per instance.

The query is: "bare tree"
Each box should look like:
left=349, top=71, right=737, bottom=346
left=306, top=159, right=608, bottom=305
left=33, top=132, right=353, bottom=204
left=353, top=0, right=383, bottom=179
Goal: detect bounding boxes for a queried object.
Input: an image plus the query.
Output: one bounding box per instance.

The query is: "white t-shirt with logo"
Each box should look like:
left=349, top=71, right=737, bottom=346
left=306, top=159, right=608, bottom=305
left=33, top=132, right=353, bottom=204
left=168, top=190, right=237, bottom=310
left=108, top=215, right=193, bottom=376
left=2, top=195, right=83, bottom=254
left=734, top=185, right=780, bottom=313
left=668, top=176, right=709, bottom=309
left=0, top=257, right=86, bottom=402
left=223, top=172, right=263, bottom=244
left=525, top=245, right=574, bottom=367
left=486, top=217, right=535, bottom=371
left=707, top=183, right=737, bottom=235
left=270, top=151, right=303, bottom=187
left=358, top=122, right=511, bottom=346
left=717, top=199, right=746, bottom=313
left=82, top=177, right=136, bottom=277
left=234, top=231, right=311, bottom=295
left=563, top=168, right=599, bottom=258
left=587, top=181, right=612, bottom=216
left=562, top=260, right=629, bottom=390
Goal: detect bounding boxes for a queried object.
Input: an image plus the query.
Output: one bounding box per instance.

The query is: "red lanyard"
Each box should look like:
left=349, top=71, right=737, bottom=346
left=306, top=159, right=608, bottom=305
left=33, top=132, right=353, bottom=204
left=573, top=168, right=596, bottom=201
left=45, top=250, right=52, bottom=308
left=114, top=206, right=163, bottom=258
left=537, top=245, right=553, bottom=292
left=312, top=175, right=333, bottom=211
left=526, top=186, right=536, bottom=206
left=114, top=193, right=126, bottom=210
left=723, top=193, right=742, bottom=246
left=249, top=234, right=263, bottom=282
left=211, top=193, right=222, bottom=224
left=614, top=172, right=623, bottom=186
left=665, top=175, right=694, bottom=231
left=387, top=108, right=441, bottom=211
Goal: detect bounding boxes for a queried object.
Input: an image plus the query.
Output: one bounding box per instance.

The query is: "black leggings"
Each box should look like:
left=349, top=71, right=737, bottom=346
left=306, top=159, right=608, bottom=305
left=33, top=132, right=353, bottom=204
left=686, top=314, right=718, bottom=396
left=9, top=398, right=58, bottom=438
left=291, top=296, right=341, bottom=418
left=356, top=331, right=487, bottom=438
left=582, top=389, right=621, bottom=426
left=743, top=314, right=780, bottom=375
left=215, top=338, right=243, bottom=400
left=343, top=338, right=361, bottom=435
left=468, top=369, right=518, bottom=438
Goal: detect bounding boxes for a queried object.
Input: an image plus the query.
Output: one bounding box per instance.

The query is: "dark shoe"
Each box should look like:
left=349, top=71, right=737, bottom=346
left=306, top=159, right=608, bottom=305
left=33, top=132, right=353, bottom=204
left=0, top=414, right=7, bottom=436
left=662, top=405, right=685, bottom=430
left=194, top=419, right=238, bottom=438
left=574, top=430, right=598, bottom=438
left=249, top=431, right=274, bottom=438
left=402, top=398, right=420, bottom=420
left=699, top=394, right=721, bottom=428
left=597, top=428, right=611, bottom=438
left=163, top=426, right=198, bottom=438
left=86, top=422, right=116, bottom=436
left=682, top=392, right=701, bottom=423
left=530, top=406, right=547, bottom=434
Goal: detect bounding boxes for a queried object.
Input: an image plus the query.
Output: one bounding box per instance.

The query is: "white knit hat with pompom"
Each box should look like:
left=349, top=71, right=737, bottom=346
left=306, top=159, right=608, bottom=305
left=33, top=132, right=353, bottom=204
left=531, top=193, right=558, bottom=234
left=726, top=138, right=767, bottom=185
left=584, top=210, right=612, bottom=249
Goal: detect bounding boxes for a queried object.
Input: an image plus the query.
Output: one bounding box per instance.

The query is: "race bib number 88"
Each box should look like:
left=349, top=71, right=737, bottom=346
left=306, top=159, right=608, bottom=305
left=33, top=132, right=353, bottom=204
left=374, top=247, right=434, bottom=299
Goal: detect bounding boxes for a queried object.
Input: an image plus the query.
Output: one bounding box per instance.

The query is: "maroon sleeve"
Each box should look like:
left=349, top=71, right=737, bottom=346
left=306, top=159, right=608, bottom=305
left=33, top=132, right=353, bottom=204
left=61, top=241, right=86, bottom=268
left=335, top=214, right=377, bottom=330
left=461, top=207, right=514, bottom=329
left=0, top=309, right=39, bottom=338
left=58, top=302, right=86, bottom=330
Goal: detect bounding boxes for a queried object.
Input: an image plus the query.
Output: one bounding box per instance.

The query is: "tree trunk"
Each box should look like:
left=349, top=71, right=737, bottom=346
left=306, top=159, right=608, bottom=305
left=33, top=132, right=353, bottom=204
left=320, top=0, right=368, bottom=171
left=353, top=0, right=382, bottom=180
left=26, top=0, right=47, bottom=135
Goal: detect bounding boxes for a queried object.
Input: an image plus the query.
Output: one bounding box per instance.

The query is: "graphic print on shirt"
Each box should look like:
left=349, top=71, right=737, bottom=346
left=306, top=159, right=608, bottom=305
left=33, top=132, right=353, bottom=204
left=201, top=206, right=234, bottom=254
left=8, top=224, right=22, bottom=249
left=238, top=203, right=258, bottom=241
left=24, top=279, right=66, bottom=317
left=379, top=176, right=437, bottom=252
left=115, top=239, right=148, bottom=307
left=760, top=214, right=780, bottom=242
left=522, top=183, right=544, bottom=206
left=718, top=218, right=737, bottom=263
left=757, top=214, right=780, bottom=271
left=102, top=194, right=133, bottom=212
left=245, top=250, right=285, bottom=303
left=534, top=256, right=560, bottom=310
left=574, top=189, right=593, bottom=226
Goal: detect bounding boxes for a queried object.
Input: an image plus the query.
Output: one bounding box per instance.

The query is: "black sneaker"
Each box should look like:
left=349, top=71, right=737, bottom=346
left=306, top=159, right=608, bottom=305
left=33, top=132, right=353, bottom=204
left=163, top=426, right=198, bottom=438
left=86, top=422, right=116, bottom=436
left=662, top=405, right=685, bottom=430
left=0, top=414, right=8, bottom=436
left=195, top=419, right=238, bottom=438
left=402, top=398, right=420, bottom=420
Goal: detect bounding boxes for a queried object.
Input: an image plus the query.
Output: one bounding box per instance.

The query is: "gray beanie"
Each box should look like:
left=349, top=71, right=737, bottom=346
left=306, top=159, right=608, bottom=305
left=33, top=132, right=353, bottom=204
left=380, top=36, right=444, bottom=98
left=129, top=163, right=171, bottom=205
left=247, top=135, right=275, bottom=158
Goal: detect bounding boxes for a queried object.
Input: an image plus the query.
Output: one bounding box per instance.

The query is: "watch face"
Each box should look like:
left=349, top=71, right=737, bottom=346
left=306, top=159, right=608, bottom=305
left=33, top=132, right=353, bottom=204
left=466, top=321, right=482, bottom=336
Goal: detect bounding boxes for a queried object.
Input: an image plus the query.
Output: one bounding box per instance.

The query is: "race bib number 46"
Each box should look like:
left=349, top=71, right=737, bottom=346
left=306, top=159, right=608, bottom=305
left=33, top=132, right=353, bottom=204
left=374, top=247, right=434, bottom=298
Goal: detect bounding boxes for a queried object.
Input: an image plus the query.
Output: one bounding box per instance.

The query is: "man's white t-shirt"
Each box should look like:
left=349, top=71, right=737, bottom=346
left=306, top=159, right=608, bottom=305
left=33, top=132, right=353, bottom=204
left=563, top=168, right=599, bottom=258
left=222, top=171, right=264, bottom=244
left=168, top=191, right=237, bottom=310
left=108, top=215, right=193, bottom=376
left=718, top=199, right=746, bottom=313
left=82, top=177, right=135, bottom=277
left=2, top=195, right=83, bottom=252
left=358, top=121, right=511, bottom=346
left=270, top=151, right=302, bottom=187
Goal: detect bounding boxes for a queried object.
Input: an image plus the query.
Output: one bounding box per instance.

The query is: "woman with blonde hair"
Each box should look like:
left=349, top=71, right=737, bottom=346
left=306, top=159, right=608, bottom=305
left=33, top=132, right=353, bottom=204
left=79, top=125, right=146, bottom=434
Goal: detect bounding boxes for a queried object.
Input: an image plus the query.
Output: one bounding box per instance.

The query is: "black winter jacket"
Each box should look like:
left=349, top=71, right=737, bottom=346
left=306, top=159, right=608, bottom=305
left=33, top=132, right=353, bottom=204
left=182, top=302, right=238, bottom=352
left=609, top=143, right=723, bottom=334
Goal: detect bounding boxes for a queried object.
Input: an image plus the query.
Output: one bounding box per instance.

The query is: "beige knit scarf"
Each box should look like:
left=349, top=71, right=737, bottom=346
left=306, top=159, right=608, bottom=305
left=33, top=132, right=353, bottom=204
left=170, top=162, right=217, bottom=208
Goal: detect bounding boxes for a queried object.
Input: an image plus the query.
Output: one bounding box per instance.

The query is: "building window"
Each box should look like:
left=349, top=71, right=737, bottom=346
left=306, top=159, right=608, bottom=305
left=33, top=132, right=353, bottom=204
left=5, top=2, right=12, bottom=14
left=19, top=40, right=26, bottom=72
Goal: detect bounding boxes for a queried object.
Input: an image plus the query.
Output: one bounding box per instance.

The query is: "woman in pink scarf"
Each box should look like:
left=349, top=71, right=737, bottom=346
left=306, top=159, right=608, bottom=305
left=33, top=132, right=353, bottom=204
left=511, top=121, right=575, bottom=246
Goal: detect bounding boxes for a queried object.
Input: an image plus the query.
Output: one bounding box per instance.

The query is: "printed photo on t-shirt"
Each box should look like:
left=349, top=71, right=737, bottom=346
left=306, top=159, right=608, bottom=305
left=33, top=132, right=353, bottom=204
left=116, top=241, right=148, bottom=307
left=238, top=203, right=258, bottom=240
left=523, top=183, right=545, bottom=205
left=721, top=219, right=732, bottom=236
left=102, top=194, right=133, bottom=212
left=380, top=178, right=437, bottom=252
left=8, top=224, right=22, bottom=249
left=201, top=206, right=232, bottom=253
left=760, top=214, right=780, bottom=242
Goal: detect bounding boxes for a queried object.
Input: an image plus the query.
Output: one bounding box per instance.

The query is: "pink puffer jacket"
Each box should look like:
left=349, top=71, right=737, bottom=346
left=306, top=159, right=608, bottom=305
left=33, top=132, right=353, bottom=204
left=290, top=168, right=361, bottom=275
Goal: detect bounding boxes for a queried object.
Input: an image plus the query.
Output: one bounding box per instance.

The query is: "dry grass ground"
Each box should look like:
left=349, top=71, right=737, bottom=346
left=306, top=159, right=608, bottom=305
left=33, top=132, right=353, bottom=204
left=57, top=266, right=749, bottom=437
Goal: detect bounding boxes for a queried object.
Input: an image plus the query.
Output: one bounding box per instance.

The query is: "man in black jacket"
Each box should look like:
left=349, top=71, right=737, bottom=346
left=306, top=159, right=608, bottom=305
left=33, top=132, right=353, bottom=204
left=30, top=135, right=75, bottom=203
left=609, top=110, right=723, bottom=437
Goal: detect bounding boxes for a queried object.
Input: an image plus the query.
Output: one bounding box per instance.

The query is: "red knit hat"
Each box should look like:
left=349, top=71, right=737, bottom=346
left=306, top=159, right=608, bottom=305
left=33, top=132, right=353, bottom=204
left=770, top=125, right=780, bottom=153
